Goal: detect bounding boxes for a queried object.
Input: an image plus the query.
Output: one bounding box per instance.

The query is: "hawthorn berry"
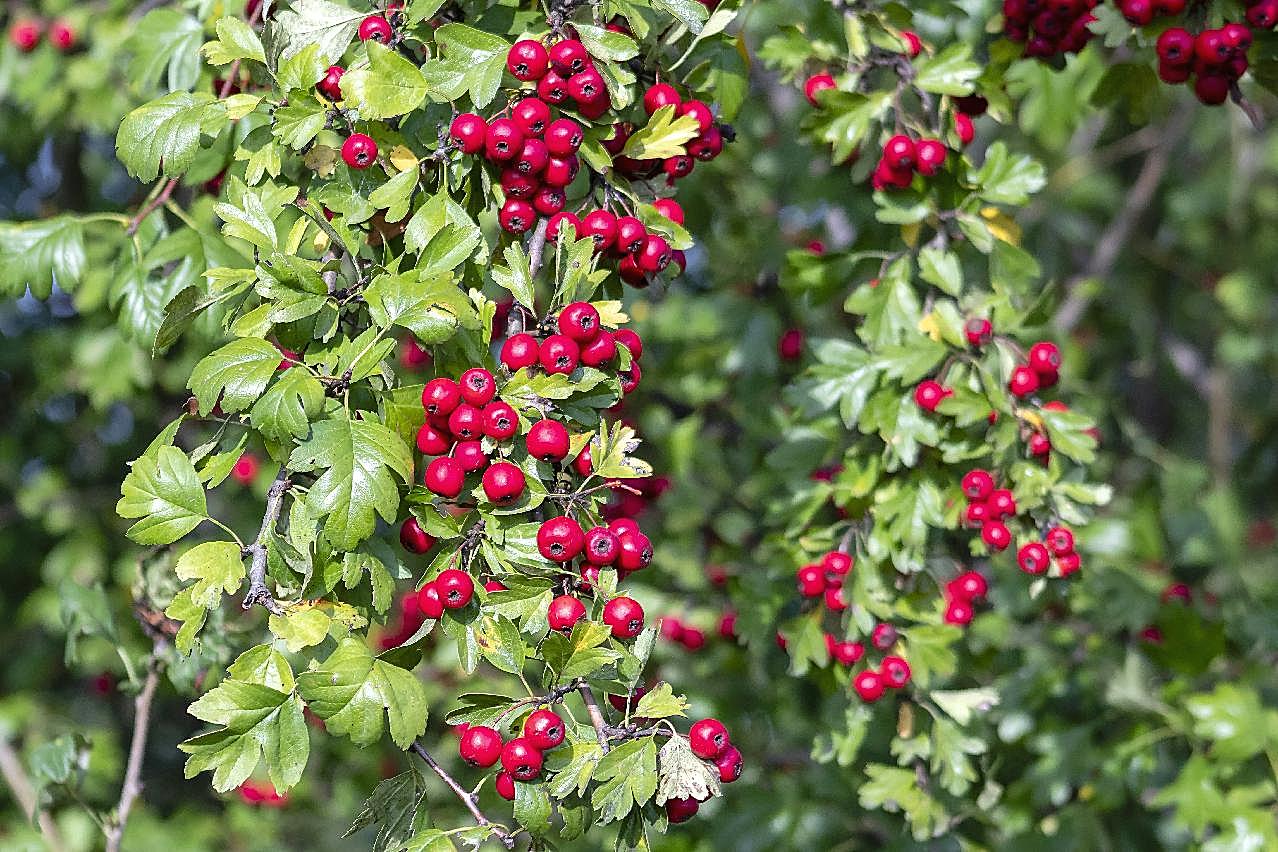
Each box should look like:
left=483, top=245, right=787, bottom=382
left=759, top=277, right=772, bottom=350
left=500, top=333, right=540, bottom=371
left=538, top=516, right=585, bottom=562
left=871, top=622, right=897, bottom=650
left=688, top=718, right=729, bottom=759
left=987, top=489, right=1017, bottom=518
left=961, top=469, right=995, bottom=501
left=914, top=139, right=947, bottom=176
left=603, top=596, right=645, bottom=639
left=617, top=531, right=653, bottom=571
left=579, top=330, right=618, bottom=367
left=558, top=302, right=601, bottom=342
left=832, top=641, right=864, bottom=666
left=482, top=461, right=525, bottom=504
left=822, top=551, right=853, bottom=578
left=824, top=586, right=849, bottom=611
left=318, top=65, right=345, bottom=101
left=853, top=670, right=885, bottom=702
left=547, top=594, right=586, bottom=631
left=447, top=404, right=483, bottom=440
left=495, top=772, right=516, bottom=801
left=500, top=738, right=544, bottom=781
left=1057, top=552, right=1082, bottom=576
left=537, top=69, right=570, bottom=104
left=613, top=217, right=647, bottom=255
left=914, top=380, right=951, bottom=411
left=524, top=419, right=568, bottom=462
left=644, top=82, right=682, bottom=113
left=584, top=526, right=621, bottom=565
left=507, top=39, right=549, bottom=81
left=944, top=598, right=974, bottom=626
left=678, top=100, right=714, bottom=133
left=637, top=235, right=673, bottom=273
left=548, top=38, right=589, bottom=75
left=512, top=98, right=551, bottom=137
left=1156, top=28, right=1194, bottom=65
left=666, top=797, right=699, bottom=824
left=539, top=335, right=580, bottom=375
left=1028, top=341, right=1062, bottom=375
left=436, top=569, right=475, bottom=609
left=417, top=583, right=444, bottom=618
left=459, top=725, right=503, bottom=767
left=399, top=517, right=435, bottom=554
left=567, top=67, right=606, bottom=103
left=653, top=198, right=685, bottom=225
left=573, top=445, right=593, bottom=477
left=804, top=72, right=836, bottom=106
left=965, top=502, right=990, bottom=526
left=357, top=15, right=393, bottom=43
left=663, top=155, right=695, bottom=179
left=484, top=580, right=508, bottom=593
left=1008, top=365, right=1040, bottom=398
left=715, top=745, right=743, bottom=783
left=1194, top=73, right=1231, bottom=106
left=1045, top=525, right=1075, bottom=556
left=580, top=210, right=618, bottom=250
left=545, top=118, right=584, bottom=156
left=533, top=187, right=565, bottom=216
left=1017, top=542, right=1050, bottom=574
left=498, top=199, right=535, bottom=234
left=425, top=457, right=466, bottom=498
left=10, top=21, right=41, bottom=51
left=500, top=168, right=539, bottom=200
left=480, top=402, right=517, bottom=441
left=948, top=571, right=988, bottom=601
left=718, top=612, right=738, bottom=640
left=965, top=317, right=993, bottom=346
left=484, top=118, right=524, bottom=162
left=613, top=328, right=643, bottom=360
left=883, top=135, right=916, bottom=171
left=900, top=30, right=923, bottom=57
left=982, top=521, right=1012, bottom=552
left=459, top=368, right=496, bottom=406
left=796, top=565, right=825, bottom=597
left=1028, top=433, right=1052, bottom=458
left=523, top=709, right=565, bottom=750
left=778, top=328, right=804, bottom=360
left=231, top=454, right=260, bottom=486
left=880, top=656, right=912, bottom=688
left=954, top=113, right=975, bottom=146
left=341, top=134, right=378, bottom=169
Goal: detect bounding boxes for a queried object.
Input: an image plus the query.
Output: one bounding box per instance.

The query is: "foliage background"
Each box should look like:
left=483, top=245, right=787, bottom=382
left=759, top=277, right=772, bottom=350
left=3, top=0, right=1278, bottom=850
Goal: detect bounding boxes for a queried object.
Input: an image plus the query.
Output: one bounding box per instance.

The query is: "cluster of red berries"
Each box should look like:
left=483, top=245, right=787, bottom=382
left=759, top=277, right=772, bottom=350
left=1003, top=0, right=1098, bottom=58
left=538, top=517, right=651, bottom=619
left=456, top=708, right=567, bottom=796
left=1008, top=340, right=1061, bottom=398
left=941, top=570, right=988, bottom=626
left=850, top=623, right=913, bottom=702
left=1155, top=24, right=1253, bottom=105
left=665, top=718, right=742, bottom=823
left=608, top=82, right=725, bottom=182
left=794, top=550, right=853, bottom=614
left=547, top=198, right=686, bottom=288
left=8, top=18, right=76, bottom=52
left=1016, top=525, right=1081, bottom=578
left=872, top=134, right=949, bottom=191
left=801, top=31, right=924, bottom=106
left=500, top=302, right=643, bottom=392
left=961, top=468, right=1082, bottom=577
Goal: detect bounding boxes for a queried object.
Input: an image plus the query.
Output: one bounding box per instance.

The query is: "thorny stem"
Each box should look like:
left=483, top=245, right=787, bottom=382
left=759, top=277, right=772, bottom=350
left=104, top=640, right=166, bottom=852
left=409, top=742, right=516, bottom=849
left=242, top=470, right=289, bottom=615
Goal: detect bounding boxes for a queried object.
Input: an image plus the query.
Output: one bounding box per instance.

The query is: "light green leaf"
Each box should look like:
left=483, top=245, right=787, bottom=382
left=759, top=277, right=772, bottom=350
left=116, top=93, right=226, bottom=182
left=117, top=446, right=209, bottom=544
left=188, top=337, right=284, bottom=416
left=620, top=105, right=702, bottom=160
left=420, top=24, right=509, bottom=109
left=297, top=638, right=429, bottom=748
left=181, top=679, right=309, bottom=792
left=342, top=41, right=428, bottom=120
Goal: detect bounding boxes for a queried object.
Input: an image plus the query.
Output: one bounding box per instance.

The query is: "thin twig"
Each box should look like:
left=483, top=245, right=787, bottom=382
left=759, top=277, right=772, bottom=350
left=0, top=737, right=68, bottom=852
left=241, top=471, right=289, bottom=615
left=578, top=683, right=610, bottom=754
left=526, top=216, right=550, bottom=279
left=409, top=742, right=516, bottom=849
left=104, top=641, right=165, bottom=852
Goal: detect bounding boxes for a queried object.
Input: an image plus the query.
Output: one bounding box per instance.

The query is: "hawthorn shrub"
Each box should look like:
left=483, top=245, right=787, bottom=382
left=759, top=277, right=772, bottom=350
left=3, top=1, right=1278, bottom=851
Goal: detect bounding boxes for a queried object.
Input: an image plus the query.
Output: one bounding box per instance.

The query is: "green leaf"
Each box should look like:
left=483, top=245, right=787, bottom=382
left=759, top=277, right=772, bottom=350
left=972, top=142, right=1046, bottom=206
left=180, top=678, right=309, bottom=793
left=117, top=446, right=209, bottom=544
left=473, top=615, right=526, bottom=674
left=574, top=23, right=640, bottom=61
left=421, top=24, right=509, bottom=109
left=269, top=0, right=364, bottom=68
left=591, top=736, right=658, bottom=824
left=116, top=92, right=226, bottom=182
left=188, top=337, right=284, bottom=416
left=620, top=104, right=702, bottom=160
left=0, top=216, right=86, bottom=298
left=633, top=682, right=688, bottom=720
left=345, top=770, right=431, bottom=851
left=272, top=102, right=328, bottom=149
left=930, top=688, right=999, bottom=726
left=367, top=167, right=419, bottom=223
left=287, top=412, right=414, bottom=550
left=204, top=16, right=266, bottom=66
left=492, top=242, right=536, bottom=311
left=269, top=604, right=333, bottom=653
left=129, top=10, right=204, bottom=93
left=175, top=540, right=246, bottom=609
left=1040, top=407, right=1099, bottom=464
left=918, top=247, right=963, bottom=296
left=297, top=638, right=429, bottom=748
left=342, top=41, right=429, bottom=120
left=1185, top=684, right=1269, bottom=762
left=228, top=645, right=296, bottom=693
left=514, top=782, right=553, bottom=838
left=650, top=0, right=709, bottom=34
left=250, top=368, right=325, bottom=444
left=858, top=764, right=949, bottom=840
left=912, top=43, right=980, bottom=95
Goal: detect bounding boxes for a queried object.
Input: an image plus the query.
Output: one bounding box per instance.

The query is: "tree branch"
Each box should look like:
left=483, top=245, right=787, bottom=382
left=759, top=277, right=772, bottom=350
left=526, top=216, right=550, bottom=279
left=0, top=737, right=68, bottom=852
left=241, top=471, right=289, bottom=615
left=409, top=741, right=516, bottom=849
left=104, top=641, right=165, bottom=852
left=578, top=683, right=610, bottom=754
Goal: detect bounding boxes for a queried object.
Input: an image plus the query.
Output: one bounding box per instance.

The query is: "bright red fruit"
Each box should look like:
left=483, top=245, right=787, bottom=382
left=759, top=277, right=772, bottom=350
left=558, top=302, right=601, bottom=342
left=424, top=457, right=465, bottom=498
left=500, top=333, right=539, bottom=371
left=482, top=462, right=525, bottom=504
left=547, top=594, right=586, bottom=631
left=688, top=718, right=729, bottom=759
left=459, top=726, right=503, bottom=767
left=526, top=419, right=570, bottom=461
left=522, top=709, right=565, bottom=750
left=399, top=518, right=435, bottom=554
left=500, top=738, right=544, bottom=781
left=538, top=517, right=585, bottom=562
left=853, top=670, right=885, bottom=702
left=341, top=134, right=378, bottom=169
left=436, top=569, right=475, bottom=609
left=804, top=72, right=837, bottom=106
left=982, top=521, right=1012, bottom=552
left=603, top=596, right=645, bottom=639
left=357, top=15, right=392, bottom=42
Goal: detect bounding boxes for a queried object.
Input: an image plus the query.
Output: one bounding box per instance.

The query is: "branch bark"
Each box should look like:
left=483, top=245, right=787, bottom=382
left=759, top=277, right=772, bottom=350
left=578, top=683, right=611, bottom=754
left=0, top=737, right=68, bottom=852
left=242, top=470, right=289, bottom=615
left=409, top=742, right=516, bottom=848
left=105, top=642, right=165, bottom=852
left=526, top=216, right=550, bottom=278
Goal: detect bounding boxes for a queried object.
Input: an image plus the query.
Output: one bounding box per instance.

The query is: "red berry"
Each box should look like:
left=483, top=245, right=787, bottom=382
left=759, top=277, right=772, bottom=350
left=548, top=38, right=589, bottom=75
left=853, top=670, right=885, bottom=702
left=526, top=418, right=570, bottom=461
left=358, top=15, right=393, bottom=43
left=497, top=199, right=533, bottom=234
left=871, top=622, right=897, bottom=650
left=436, top=569, right=475, bottom=609
left=678, top=100, right=714, bottom=133
left=1119, top=0, right=1154, bottom=26
left=914, top=380, right=950, bottom=411
left=880, top=656, right=912, bottom=688
left=948, top=571, right=988, bottom=601
left=318, top=65, right=345, bottom=101
left=540, top=335, right=580, bottom=375
left=653, top=198, right=685, bottom=225
left=900, top=30, right=923, bottom=57
left=796, top=565, right=825, bottom=597
left=688, top=718, right=729, bottom=759
left=1195, top=29, right=1230, bottom=65
left=965, top=317, right=992, bottom=346
left=545, top=118, right=584, bottom=156
left=579, top=210, right=618, bottom=251
left=417, top=582, right=444, bottom=618
left=822, top=551, right=853, bottom=577
left=944, top=598, right=974, bottom=625
left=644, top=82, right=682, bottom=113
left=883, top=135, right=916, bottom=171
left=613, top=217, right=648, bottom=255
left=832, top=641, right=864, bottom=665
left=500, top=333, right=539, bottom=372
left=1017, top=542, right=1050, bottom=574
left=613, top=329, right=643, bottom=360
left=987, top=489, right=1017, bottom=518
left=603, top=596, right=645, bottom=639
left=425, top=457, right=465, bottom=498
left=965, top=502, right=990, bottom=526
left=1156, top=28, right=1194, bottom=66
left=533, top=186, right=565, bottom=216
left=500, top=738, right=544, bottom=781
left=543, top=154, right=580, bottom=188
left=512, top=98, right=551, bottom=136
left=507, top=39, right=549, bottom=81
left=513, top=138, right=549, bottom=175
left=485, top=118, right=524, bottom=162
left=616, top=531, right=653, bottom=572
left=662, top=155, right=695, bottom=179
left=718, top=611, right=738, bottom=640
left=481, top=401, right=518, bottom=441
left=482, top=462, right=525, bottom=504
left=567, top=67, right=605, bottom=103
left=1008, top=365, right=1039, bottom=398
left=523, top=709, right=565, bottom=750
left=1028, top=433, right=1051, bottom=458
left=422, top=377, right=461, bottom=417
left=954, top=113, right=975, bottom=146
left=666, top=797, right=699, bottom=824
left=636, top=235, right=672, bottom=273
left=1056, top=552, right=1082, bottom=576
left=804, top=72, right=836, bottom=106
left=399, top=517, right=435, bottom=554
left=547, top=594, right=586, bottom=631
left=447, top=403, right=483, bottom=441
left=982, top=521, right=1012, bottom=552
left=1045, top=526, right=1075, bottom=556
left=573, top=445, right=593, bottom=477
left=495, top=772, right=516, bottom=800
left=341, top=134, right=378, bottom=169
left=1028, top=341, right=1061, bottom=375
left=914, top=139, right=947, bottom=176
left=459, top=725, right=503, bottom=767
left=453, top=440, right=488, bottom=473
left=608, top=684, right=647, bottom=713
left=231, top=454, right=260, bottom=485
left=1194, top=73, right=1231, bottom=106
left=824, top=586, right=848, bottom=611
left=450, top=113, right=487, bottom=154
left=538, top=517, right=585, bottom=562
left=579, top=330, right=618, bottom=367
left=558, top=302, right=601, bottom=342
left=577, top=526, right=618, bottom=566
left=537, top=69, right=570, bottom=104
left=961, top=469, right=995, bottom=501
left=459, top=367, right=496, bottom=406
left=546, top=211, right=580, bottom=242
left=714, top=745, right=743, bottom=783
left=10, top=21, right=41, bottom=51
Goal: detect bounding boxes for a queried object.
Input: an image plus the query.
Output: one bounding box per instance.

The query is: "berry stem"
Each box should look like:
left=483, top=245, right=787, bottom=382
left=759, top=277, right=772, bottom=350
left=409, top=741, right=517, bottom=849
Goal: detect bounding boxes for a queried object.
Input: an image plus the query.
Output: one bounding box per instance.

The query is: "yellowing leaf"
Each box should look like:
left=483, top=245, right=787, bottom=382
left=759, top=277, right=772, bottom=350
left=387, top=145, right=419, bottom=173
left=620, top=105, right=701, bottom=160
left=917, top=312, right=943, bottom=342
left=981, top=207, right=1021, bottom=245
